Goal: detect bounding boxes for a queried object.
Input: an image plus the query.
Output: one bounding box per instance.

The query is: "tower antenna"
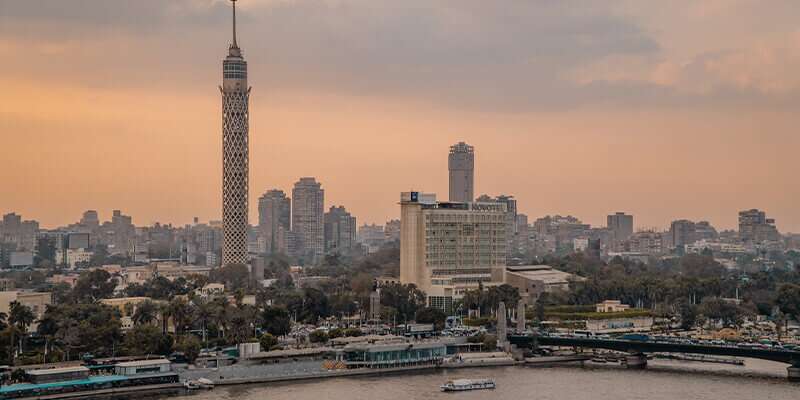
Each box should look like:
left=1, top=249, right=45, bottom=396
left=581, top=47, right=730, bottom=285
left=231, top=0, right=238, bottom=48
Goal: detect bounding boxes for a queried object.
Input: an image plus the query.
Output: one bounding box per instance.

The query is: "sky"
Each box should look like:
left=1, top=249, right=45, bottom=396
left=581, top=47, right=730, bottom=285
left=1, top=0, right=799, bottom=232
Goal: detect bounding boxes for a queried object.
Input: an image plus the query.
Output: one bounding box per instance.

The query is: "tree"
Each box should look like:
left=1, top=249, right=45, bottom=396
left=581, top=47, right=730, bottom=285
left=72, top=269, right=116, bottom=302
left=132, top=300, right=159, bottom=326
left=212, top=264, right=251, bottom=292
left=194, top=299, right=214, bottom=346
left=123, top=325, right=172, bottom=356
left=259, top=333, right=278, bottom=351
left=229, top=305, right=258, bottom=344
left=43, top=303, right=122, bottom=360
left=677, top=299, right=698, bottom=330
left=699, top=297, right=750, bottom=328
left=8, top=301, right=34, bottom=356
left=308, top=330, right=329, bottom=344
left=380, top=283, right=426, bottom=322
left=261, top=306, right=291, bottom=337
left=300, top=288, right=330, bottom=324
left=415, top=307, right=447, bottom=331
left=776, top=284, right=800, bottom=319
left=175, top=335, right=201, bottom=363
left=166, top=298, right=194, bottom=336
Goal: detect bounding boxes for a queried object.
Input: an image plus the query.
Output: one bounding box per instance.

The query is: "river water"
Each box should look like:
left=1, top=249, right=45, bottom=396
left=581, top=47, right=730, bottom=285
left=176, top=359, right=798, bottom=400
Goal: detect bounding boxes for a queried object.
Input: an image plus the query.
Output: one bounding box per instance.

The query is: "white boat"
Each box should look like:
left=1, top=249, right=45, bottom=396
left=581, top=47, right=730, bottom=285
left=440, top=378, right=496, bottom=392
left=184, top=378, right=215, bottom=390
left=196, top=378, right=215, bottom=388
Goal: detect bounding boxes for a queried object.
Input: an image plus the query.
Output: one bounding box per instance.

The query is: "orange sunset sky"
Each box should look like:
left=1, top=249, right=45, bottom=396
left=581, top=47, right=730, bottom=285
left=1, top=0, right=799, bottom=232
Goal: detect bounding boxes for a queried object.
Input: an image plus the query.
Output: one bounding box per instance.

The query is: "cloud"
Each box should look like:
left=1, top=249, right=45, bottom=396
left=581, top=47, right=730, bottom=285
left=1, top=0, right=799, bottom=111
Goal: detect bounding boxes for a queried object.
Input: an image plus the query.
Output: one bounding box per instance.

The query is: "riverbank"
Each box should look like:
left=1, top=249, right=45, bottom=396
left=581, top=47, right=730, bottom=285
left=13, top=382, right=184, bottom=400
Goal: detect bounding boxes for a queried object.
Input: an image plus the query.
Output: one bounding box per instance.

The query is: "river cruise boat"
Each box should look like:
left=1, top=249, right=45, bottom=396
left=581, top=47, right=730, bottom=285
left=440, top=378, right=496, bottom=392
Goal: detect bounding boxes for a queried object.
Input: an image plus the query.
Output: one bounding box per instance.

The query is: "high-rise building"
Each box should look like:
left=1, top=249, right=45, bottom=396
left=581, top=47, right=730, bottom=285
left=80, top=210, right=99, bottom=230
left=221, top=0, right=250, bottom=266
left=448, top=142, right=474, bottom=203
left=400, top=192, right=506, bottom=312
left=475, top=194, right=517, bottom=259
left=607, top=212, right=633, bottom=244
left=258, top=190, right=291, bottom=255
left=292, top=177, right=324, bottom=263
left=324, top=206, right=357, bottom=253
left=0, top=213, right=38, bottom=252
left=738, top=209, right=779, bottom=244
left=669, top=219, right=697, bottom=249
left=384, top=219, right=401, bottom=242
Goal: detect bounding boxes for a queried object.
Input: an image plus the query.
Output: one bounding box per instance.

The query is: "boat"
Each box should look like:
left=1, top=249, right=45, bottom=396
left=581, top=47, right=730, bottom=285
left=440, top=378, right=496, bottom=392
left=196, top=378, right=215, bottom=388
left=184, top=378, right=215, bottom=390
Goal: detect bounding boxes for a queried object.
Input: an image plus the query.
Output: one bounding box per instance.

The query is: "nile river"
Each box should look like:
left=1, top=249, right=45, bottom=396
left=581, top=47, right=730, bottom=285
left=176, top=359, right=798, bottom=400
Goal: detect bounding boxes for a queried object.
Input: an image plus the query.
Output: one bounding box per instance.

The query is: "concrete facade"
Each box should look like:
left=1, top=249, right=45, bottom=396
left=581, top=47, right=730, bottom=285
left=448, top=142, right=474, bottom=203
left=399, top=192, right=506, bottom=309
left=292, top=177, right=325, bottom=263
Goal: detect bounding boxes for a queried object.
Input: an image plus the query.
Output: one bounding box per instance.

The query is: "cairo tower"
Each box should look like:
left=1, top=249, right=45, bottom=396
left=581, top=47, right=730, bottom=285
left=220, top=0, right=250, bottom=266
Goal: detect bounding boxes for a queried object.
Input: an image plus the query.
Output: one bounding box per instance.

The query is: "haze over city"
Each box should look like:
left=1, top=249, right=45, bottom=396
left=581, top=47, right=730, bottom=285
left=2, top=0, right=800, bottom=231
left=3, top=1, right=800, bottom=399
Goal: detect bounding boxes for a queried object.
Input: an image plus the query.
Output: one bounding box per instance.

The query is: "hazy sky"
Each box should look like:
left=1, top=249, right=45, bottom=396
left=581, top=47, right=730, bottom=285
left=1, top=0, right=799, bottom=232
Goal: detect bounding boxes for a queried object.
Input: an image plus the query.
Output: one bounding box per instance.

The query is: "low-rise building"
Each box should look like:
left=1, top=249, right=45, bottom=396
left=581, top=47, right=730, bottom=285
left=114, top=359, right=172, bottom=376
left=100, top=296, right=160, bottom=330
left=596, top=300, right=630, bottom=313
left=504, top=265, right=584, bottom=305
left=0, top=291, right=53, bottom=331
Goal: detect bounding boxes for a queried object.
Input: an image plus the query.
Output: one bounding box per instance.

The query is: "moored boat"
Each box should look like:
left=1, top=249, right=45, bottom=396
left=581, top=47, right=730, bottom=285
left=440, top=378, right=496, bottom=392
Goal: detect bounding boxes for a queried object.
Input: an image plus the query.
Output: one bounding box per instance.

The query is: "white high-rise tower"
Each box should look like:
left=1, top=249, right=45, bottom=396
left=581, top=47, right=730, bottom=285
left=221, top=0, right=250, bottom=266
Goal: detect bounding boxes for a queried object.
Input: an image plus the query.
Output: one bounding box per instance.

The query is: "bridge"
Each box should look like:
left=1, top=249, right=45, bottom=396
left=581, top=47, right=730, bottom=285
left=509, top=334, right=800, bottom=381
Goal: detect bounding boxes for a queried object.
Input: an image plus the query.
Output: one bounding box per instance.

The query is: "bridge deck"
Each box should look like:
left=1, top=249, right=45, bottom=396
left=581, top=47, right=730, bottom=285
left=509, top=335, right=800, bottom=365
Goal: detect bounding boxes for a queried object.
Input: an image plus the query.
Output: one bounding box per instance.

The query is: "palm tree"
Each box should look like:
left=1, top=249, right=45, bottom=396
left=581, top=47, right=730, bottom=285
left=8, top=301, right=35, bottom=357
left=132, top=300, right=159, bottom=326
left=211, top=297, right=232, bottom=340
left=167, top=298, right=193, bottom=336
left=0, top=312, right=8, bottom=331
left=194, top=299, right=214, bottom=347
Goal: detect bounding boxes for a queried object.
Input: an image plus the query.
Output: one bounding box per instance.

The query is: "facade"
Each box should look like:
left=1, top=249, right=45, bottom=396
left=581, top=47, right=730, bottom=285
left=607, top=212, right=633, bottom=246
left=384, top=219, right=401, bottom=242
left=477, top=194, right=518, bottom=259
left=504, top=265, right=583, bottom=305
left=0, top=213, right=39, bottom=252
left=338, top=342, right=446, bottom=368
left=448, top=142, right=475, bottom=203
left=324, top=206, right=357, bottom=253
left=357, top=223, right=385, bottom=253
left=669, top=219, right=697, bottom=249
left=292, top=177, right=325, bottom=263
left=596, top=300, right=631, bottom=313
left=738, top=209, right=780, bottom=244
left=627, top=230, right=664, bottom=255
left=258, top=189, right=291, bottom=255
left=221, top=0, right=250, bottom=267
left=100, top=296, right=160, bottom=331
left=0, top=291, right=52, bottom=332
left=399, top=192, right=506, bottom=310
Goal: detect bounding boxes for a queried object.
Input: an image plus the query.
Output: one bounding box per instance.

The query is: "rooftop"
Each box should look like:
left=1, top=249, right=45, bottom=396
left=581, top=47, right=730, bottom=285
left=26, top=366, right=89, bottom=375
left=115, top=359, right=170, bottom=367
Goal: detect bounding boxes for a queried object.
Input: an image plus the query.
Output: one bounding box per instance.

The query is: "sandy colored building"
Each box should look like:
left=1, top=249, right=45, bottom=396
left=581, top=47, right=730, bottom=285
left=0, top=291, right=53, bottom=331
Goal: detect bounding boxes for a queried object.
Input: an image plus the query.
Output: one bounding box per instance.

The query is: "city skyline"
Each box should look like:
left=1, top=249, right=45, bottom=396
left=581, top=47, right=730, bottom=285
left=2, top=1, right=800, bottom=232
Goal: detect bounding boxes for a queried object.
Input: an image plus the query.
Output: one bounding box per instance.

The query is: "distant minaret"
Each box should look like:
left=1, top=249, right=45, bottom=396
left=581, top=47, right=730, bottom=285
left=221, top=0, right=250, bottom=266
